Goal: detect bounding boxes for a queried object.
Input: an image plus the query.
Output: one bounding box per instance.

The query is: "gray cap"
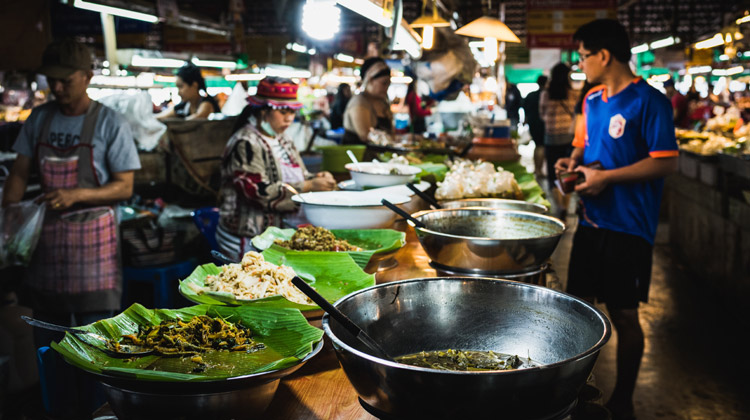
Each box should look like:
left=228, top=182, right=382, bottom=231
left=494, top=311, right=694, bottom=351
left=37, top=39, right=93, bottom=79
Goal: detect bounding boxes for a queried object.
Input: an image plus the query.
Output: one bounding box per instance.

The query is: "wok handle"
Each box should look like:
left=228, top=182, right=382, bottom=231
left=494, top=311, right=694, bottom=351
left=380, top=199, right=425, bottom=228
left=406, top=183, right=441, bottom=209
left=291, top=276, right=393, bottom=361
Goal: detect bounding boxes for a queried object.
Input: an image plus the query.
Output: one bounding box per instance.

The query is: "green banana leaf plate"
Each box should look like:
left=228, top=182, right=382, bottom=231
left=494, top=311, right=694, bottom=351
left=179, top=248, right=375, bottom=310
left=50, top=303, right=324, bottom=382
left=251, top=227, right=406, bottom=269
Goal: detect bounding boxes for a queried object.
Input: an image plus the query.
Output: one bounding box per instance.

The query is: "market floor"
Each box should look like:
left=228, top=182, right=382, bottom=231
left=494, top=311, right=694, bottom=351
left=545, top=195, right=750, bottom=420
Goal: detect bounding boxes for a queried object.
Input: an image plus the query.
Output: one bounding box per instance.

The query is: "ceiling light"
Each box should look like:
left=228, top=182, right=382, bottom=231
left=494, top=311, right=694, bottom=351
left=393, top=23, right=422, bottom=58
left=262, top=66, right=312, bottom=79
left=302, top=0, right=341, bottom=40
left=390, top=76, right=413, bottom=84
left=726, top=66, right=745, bottom=75
left=334, top=53, right=355, bottom=63
left=455, top=16, right=520, bottom=43
left=688, top=66, right=712, bottom=74
left=191, top=57, right=237, bottom=70
left=484, top=37, right=498, bottom=62
left=695, top=34, right=725, bottom=49
left=631, top=43, right=649, bottom=54
left=571, top=72, right=587, bottom=81
left=738, top=14, right=750, bottom=25
left=650, top=36, right=679, bottom=50
left=73, top=0, right=157, bottom=23
left=225, top=74, right=266, bottom=81
left=336, top=0, right=393, bottom=27
left=131, top=55, right=185, bottom=68
left=409, top=0, right=450, bottom=51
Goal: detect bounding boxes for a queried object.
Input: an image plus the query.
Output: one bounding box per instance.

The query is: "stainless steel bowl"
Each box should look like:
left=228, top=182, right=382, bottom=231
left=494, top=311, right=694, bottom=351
left=323, top=278, right=611, bottom=420
left=90, top=339, right=324, bottom=420
left=409, top=208, right=565, bottom=273
left=440, top=198, right=549, bottom=214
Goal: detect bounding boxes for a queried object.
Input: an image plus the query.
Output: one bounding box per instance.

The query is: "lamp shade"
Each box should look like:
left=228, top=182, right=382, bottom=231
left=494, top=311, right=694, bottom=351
left=455, top=16, right=521, bottom=43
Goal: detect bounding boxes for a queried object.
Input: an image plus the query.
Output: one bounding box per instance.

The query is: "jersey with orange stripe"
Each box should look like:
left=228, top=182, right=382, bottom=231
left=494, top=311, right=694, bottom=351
left=574, top=78, right=678, bottom=244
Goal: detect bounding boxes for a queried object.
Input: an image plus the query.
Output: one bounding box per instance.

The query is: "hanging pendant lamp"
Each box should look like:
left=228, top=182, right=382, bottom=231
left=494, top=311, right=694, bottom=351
left=409, top=0, right=450, bottom=50
left=454, top=16, right=520, bottom=43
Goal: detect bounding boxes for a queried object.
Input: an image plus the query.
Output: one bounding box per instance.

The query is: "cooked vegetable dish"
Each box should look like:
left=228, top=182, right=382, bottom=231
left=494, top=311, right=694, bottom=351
left=275, top=226, right=362, bottom=252
left=108, top=315, right=264, bottom=356
left=396, top=349, right=537, bottom=371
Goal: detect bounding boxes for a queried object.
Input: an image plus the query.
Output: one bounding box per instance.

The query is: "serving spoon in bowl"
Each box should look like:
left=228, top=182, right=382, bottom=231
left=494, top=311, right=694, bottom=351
left=291, top=276, right=393, bottom=361
left=22, top=316, right=154, bottom=358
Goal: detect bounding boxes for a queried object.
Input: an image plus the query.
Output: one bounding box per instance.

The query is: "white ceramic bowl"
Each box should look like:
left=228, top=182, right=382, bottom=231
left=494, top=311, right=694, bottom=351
left=345, top=162, right=422, bottom=188
left=292, top=191, right=412, bottom=229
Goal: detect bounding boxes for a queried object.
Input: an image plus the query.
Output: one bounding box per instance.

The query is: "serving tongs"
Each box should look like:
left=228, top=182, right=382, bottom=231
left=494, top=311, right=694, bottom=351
left=22, top=316, right=155, bottom=358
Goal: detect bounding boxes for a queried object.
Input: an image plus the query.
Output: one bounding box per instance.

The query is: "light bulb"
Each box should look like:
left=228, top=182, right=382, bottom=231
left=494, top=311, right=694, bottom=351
left=484, top=37, right=498, bottom=62
left=422, top=25, right=434, bottom=49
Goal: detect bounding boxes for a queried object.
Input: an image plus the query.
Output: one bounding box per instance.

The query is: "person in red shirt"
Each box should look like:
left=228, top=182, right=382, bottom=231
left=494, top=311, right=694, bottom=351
left=405, top=79, right=433, bottom=133
left=664, top=79, right=688, bottom=128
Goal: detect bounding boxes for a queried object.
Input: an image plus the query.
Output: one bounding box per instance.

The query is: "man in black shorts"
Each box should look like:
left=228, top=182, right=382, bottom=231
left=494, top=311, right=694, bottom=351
left=555, top=20, right=679, bottom=420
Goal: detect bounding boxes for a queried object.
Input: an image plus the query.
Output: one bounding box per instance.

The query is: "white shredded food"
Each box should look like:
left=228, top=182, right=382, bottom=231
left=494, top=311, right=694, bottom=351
left=204, top=251, right=313, bottom=305
left=435, top=160, right=520, bottom=200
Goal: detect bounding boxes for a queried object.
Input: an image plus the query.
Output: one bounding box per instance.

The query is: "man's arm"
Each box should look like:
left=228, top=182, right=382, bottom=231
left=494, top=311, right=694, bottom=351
left=42, top=171, right=135, bottom=210
left=574, top=156, right=678, bottom=196
left=554, top=146, right=585, bottom=174
left=1, top=154, right=32, bottom=207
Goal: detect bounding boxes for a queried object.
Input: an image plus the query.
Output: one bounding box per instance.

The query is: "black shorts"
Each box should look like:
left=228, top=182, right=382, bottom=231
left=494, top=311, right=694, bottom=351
left=567, top=225, right=653, bottom=309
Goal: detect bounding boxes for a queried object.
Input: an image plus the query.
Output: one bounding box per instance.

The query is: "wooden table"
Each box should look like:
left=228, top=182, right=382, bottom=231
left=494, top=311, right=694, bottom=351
left=263, top=221, right=435, bottom=419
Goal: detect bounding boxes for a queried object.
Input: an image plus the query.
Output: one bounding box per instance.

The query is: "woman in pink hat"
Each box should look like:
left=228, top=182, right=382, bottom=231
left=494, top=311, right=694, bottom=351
left=216, top=77, right=336, bottom=260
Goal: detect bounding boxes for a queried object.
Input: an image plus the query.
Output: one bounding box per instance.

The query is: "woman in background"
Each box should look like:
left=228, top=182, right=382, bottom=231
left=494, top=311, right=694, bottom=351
left=329, top=83, right=352, bottom=130
left=342, top=57, right=392, bottom=145
left=216, top=77, right=336, bottom=260
left=156, top=63, right=220, bottom=120
left=405, top=79, right=433, bottom=134
left=539, top=62, right=578, bottom=215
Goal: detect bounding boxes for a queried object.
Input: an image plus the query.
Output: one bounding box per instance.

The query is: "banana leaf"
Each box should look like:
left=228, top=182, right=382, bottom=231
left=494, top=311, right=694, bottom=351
left=497, top=161, right=552, bottom=209
left=179, top=249, right=375, bottom=310
left=251, top=227, right=406, bottom=268
left=50, top=304, right=323, bottom=382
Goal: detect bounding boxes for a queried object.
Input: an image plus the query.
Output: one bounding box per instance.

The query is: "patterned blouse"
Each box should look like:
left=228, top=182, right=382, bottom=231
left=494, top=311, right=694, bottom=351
left=539, top=89, right=579, bottom=144
left=218, top=124, right=311, bottom=238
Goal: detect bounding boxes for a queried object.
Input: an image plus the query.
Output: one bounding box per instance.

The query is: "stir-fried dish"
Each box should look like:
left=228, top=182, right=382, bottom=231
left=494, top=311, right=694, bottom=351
left=275, top=226, right=362, bottom=252
left=396, top=349, right=537, bottom=372
left=107, top=315, right=265, bottom=356
left=204, top=251, right=313, bottom=305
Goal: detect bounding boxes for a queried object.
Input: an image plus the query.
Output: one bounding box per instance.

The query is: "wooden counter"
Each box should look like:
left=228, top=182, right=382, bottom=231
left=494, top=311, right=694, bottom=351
left=263, top=221, right=435, bottom=419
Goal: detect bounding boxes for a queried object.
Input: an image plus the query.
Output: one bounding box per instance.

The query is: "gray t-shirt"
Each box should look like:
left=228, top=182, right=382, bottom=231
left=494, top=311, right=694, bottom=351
left=13, top=101, right=141, bottom=184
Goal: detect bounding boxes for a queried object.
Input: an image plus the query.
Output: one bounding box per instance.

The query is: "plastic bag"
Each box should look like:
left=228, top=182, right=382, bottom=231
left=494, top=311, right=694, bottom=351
left=97, top=92, right=167, bottom=151
left=0, top=198, right=46, bottom=268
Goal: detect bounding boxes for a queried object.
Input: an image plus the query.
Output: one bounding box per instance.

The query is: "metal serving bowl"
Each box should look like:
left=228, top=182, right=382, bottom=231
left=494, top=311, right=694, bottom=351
left=89, top=339, right=324, bottom=420
left=409, top=207, right=565, bottom=273
left=440, top=198, right=549, bottom=214
left=323, top=278, right=611, bottom=420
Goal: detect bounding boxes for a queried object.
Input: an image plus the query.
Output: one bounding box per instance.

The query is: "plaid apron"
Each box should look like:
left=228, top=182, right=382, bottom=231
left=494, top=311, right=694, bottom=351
left=28, top=101, right=119, bottom=295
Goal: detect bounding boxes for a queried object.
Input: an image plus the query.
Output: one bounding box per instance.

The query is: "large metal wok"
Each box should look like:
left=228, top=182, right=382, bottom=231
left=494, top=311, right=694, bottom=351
left=87, top=339, right=324, bottom=420
left=323, top=278, right=611, bottom=420
left=440, top=198, right=549, bottom=214
left=409, top=207, right=565, bottom=273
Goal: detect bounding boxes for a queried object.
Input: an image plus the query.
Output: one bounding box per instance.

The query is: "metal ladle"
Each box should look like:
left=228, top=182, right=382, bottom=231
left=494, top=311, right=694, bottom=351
left=290, top=276, right=393, bottom=361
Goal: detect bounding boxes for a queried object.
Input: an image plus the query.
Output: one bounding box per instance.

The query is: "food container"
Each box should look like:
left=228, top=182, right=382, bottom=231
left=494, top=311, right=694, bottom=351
left=409, top=207, right=565, bottom=273
left=439, top=198, right=548, bottom=214
left=292, top=191, right=411, bottom=230
left=323, top=277, right=611, bottom=420
left=93, top=339, right=324, bottom=420
left=345, top=162, right=422, bottom=188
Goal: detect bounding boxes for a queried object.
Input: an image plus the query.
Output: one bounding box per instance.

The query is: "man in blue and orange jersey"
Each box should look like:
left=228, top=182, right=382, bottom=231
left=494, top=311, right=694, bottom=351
left=555, top=19, right=679, bottom=420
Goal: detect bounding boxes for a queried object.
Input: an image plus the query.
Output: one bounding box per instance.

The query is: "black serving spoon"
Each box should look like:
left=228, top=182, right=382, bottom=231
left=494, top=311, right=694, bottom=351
left=380, top=199, right=426, bottom=229
left=290, top=276, right=393, bottom=361
left=22, top=316, right=154, bottom=358
left=406, top=182, right=441, bottom=210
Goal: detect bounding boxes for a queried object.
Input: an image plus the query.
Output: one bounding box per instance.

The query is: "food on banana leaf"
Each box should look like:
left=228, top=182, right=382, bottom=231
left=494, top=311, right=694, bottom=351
left=274, top=226, right=362, bottom=252
left=435, top=160, right=522, bottom=200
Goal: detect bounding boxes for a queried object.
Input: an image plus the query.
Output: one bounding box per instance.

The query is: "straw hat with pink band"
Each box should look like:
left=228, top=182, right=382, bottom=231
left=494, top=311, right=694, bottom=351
left=246, top=77, right=303, bottom=109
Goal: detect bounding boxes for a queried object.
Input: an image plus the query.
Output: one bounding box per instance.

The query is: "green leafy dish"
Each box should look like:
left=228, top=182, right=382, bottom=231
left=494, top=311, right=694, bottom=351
left=497, top=161, right=551, bottom=209
left=50, top=303, right=323, bottom=382
left=251, top=227, right=406, bottom=268
left=179, top=249, right=375, bottom=310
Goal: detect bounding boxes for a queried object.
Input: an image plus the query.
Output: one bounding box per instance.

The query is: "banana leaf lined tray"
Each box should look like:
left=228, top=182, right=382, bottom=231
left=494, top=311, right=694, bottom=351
left=50, top=304, right=324, bottom=382
left=179, top=248, right=375, bottom=310
left=251, top=227, right=406, bottom=269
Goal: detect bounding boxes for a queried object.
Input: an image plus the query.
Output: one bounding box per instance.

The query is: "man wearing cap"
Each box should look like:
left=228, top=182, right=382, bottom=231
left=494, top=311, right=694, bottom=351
left=2, top=39, right=141, bottom=346
left=216, top=77, right=336, bottom=260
